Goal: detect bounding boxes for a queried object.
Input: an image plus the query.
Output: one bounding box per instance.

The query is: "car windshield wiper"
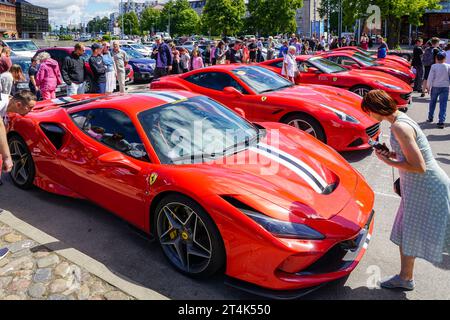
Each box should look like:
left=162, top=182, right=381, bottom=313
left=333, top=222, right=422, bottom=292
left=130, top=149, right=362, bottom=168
left=259, top=84, right=292, bottom=94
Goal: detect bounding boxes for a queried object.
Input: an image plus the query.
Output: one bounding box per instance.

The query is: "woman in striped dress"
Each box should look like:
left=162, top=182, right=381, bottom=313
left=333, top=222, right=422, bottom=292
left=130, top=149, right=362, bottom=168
left=362, top=90, right=450, bottom=291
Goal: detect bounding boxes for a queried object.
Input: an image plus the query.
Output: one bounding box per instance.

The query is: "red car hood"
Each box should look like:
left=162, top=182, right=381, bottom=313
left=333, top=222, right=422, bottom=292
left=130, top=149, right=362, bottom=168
left=193, top=124, right=360, bottom=222
left=263, top=85, right=368, bottom=119
left=349, top=69, right=412, bottom=91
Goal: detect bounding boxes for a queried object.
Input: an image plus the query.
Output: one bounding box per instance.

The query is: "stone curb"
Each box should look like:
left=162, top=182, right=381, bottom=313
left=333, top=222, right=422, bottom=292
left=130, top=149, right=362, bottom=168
left=0, top=210, right=169, bottom=300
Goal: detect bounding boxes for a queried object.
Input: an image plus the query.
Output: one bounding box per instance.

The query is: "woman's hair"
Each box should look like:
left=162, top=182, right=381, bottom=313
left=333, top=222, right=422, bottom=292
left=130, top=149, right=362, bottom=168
left=362, top=89, right=398, bottom=116
left=1, top=47, right=11, bottom=56
left=218, top=41, right=224, bottom=48
left=288, top=46, right=297, bottom=53
left=36, top=51, right=51, bottom=61
left=10, top=64, right=25, bottom=81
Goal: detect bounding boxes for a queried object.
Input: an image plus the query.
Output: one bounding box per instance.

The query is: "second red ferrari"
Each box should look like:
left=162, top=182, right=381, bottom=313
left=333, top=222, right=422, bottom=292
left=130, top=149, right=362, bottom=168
left=150, top=64, right=381, bottom=151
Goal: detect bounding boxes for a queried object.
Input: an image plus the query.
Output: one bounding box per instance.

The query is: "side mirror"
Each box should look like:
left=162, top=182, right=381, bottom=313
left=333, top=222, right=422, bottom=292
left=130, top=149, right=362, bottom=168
left=98, top=151, right=141, bottom=174
left=307, top=67, right=320, bottom=74
left=223, top=86, right=243, bottom=97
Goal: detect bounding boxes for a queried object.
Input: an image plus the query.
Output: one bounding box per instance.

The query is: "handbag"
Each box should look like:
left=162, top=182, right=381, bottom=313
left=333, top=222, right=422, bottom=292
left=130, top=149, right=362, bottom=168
left=394, top=178, right=401, bottom=197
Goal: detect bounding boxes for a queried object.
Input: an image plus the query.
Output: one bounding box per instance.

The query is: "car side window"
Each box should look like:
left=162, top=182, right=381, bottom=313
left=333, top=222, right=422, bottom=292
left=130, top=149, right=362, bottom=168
left=297, top=61, right=313, bottom=73
left=70, top=109, right=149, bottom=162
left=270, top=61, right=283, bottom=69
left=185, top=72, right=247, bottom=94
left=340, top=57, right=358, bottom=66
left=327, top=56, right=341, bottom=64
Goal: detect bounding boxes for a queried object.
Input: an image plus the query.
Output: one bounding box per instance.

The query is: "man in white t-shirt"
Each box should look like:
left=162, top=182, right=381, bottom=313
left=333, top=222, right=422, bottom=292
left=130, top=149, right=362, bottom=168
left=0, top=91, right=37, bottom=175
left=0, top=90, right=36, bottom=261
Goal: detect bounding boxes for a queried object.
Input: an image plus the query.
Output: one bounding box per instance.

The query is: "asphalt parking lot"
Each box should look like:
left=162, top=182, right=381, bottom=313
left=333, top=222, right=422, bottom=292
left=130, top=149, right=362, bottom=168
left=0, top=87, right=449, bottom=300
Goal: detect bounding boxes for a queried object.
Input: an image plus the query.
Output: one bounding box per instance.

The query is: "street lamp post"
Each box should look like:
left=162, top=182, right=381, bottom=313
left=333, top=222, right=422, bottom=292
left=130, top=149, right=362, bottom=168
left=121, top=0, right=125, bottom=39
left=338, top=0, right=343, bottom=38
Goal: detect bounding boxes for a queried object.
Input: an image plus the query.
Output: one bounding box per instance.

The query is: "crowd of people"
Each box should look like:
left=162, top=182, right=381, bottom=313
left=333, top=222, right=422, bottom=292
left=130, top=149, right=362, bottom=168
left=0, top=41, right=131, bottom=101
left=411, top=37, right=450, bottom=129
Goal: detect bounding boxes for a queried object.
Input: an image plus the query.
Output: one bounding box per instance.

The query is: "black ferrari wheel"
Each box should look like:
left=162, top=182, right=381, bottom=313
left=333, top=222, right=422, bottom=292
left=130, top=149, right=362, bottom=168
left=350, top=85, right=372, bottom=97
left=283, top=113, right=326, bottom=143
left=8, top=135, right=35, bottom=189
left=155, top=194, right=225, bottom=278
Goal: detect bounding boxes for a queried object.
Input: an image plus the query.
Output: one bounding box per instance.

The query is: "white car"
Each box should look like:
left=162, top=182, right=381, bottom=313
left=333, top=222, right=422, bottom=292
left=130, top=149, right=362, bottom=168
left=1, top=40, right=39, bottom=58
left=122, top=43, right=152, bottom=57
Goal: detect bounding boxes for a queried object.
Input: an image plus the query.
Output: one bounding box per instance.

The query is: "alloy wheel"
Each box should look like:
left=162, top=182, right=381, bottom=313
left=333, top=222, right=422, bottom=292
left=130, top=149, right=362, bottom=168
left=9, top=140, right=30, bottom=186
left=157, top=202, right=213, bottom=274
left=288, top=119, right=317, bottom=138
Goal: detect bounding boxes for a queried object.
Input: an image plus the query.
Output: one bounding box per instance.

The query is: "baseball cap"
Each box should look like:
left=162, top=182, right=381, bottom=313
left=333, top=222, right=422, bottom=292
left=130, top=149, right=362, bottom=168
left=91, top=43, right=102, bottom=50
left=154, top=35, right=162, bottom=40
left=437, top=51, right=447, bottom=60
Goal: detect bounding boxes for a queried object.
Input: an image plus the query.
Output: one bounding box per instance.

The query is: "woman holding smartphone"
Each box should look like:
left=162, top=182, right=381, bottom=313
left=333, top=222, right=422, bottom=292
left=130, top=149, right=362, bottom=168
left=362, top=90, right=450, bottom=291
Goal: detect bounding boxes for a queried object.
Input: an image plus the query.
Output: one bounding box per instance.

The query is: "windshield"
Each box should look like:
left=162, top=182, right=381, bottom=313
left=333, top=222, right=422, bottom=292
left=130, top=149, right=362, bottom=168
left=122, top=48, right=145, bottom=59
left=232, top=66, right=294, bottom=94
left=138, top=96, right=258, bottom=164
left=6, top=41, right=38, bottom=52
left=130, top=44, right=146, bottom=50
left=353, top=52, right=378, bottom=66
left=309, top=57, right=347, bottom=74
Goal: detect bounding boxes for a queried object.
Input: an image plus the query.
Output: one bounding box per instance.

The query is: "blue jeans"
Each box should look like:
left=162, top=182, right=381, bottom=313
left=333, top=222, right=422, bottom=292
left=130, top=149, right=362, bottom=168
left=429, top=87, right=449, bottom=124
left=95, top=82, right=106, bottom=94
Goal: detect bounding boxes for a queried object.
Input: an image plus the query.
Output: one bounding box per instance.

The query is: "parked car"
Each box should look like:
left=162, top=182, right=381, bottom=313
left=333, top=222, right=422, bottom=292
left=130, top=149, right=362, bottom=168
left=0, top=40, right=39, bottom=58
left=121, top=43, right=152, bottom=57
left=35, top=47, right=134, bottom=93
left=120, top=47, right=156, bottom=82
left=332, top=46, right=411, bottom=68
left=7, top=92, right=375, bottom=298
left=151, top=65, right=381, bottom=152
left=259, top=55, right=413, bottom=111
left=319, top=50, right=415, bottom=85
left=11, top=55, right=67, bottom=97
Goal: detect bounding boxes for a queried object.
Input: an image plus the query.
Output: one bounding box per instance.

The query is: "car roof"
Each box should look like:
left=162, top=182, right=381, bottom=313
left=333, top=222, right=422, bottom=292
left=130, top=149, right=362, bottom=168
left=37, top=47, right=92, bottom=52
left=31, top=91, right=200, bottom=115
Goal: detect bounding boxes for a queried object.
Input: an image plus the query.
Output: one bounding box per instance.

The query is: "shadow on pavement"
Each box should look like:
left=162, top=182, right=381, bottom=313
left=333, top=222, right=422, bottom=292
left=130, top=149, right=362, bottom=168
left=427, top=134, right=450, bottom=142
left=341, top=149, right=373, bottom=164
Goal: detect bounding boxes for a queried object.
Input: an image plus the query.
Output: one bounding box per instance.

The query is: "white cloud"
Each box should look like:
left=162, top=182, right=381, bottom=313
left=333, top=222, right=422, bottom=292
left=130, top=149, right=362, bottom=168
left=30, top=0, right=118, bottom=26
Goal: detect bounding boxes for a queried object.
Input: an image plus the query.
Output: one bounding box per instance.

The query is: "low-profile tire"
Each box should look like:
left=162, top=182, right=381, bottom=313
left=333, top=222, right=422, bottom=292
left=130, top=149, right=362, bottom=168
left=350, top=85, right=372, bottom=97
left=282, top=113, right=326, bottom=143
left=84, top=76, right=94, bottom=93
left=154, top=194, right=225, bottom=279
left=8, top=135, right=35, bottom=190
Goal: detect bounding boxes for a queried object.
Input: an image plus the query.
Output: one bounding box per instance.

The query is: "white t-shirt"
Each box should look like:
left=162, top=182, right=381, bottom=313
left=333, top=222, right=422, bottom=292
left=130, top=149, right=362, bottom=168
left=281, top=54, right=298, bottom=78
left=0, top=93, right=9, bottom=123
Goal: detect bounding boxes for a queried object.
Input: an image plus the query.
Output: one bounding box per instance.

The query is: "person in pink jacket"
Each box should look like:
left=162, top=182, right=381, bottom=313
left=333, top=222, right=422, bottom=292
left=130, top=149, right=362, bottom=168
left=35, top=52, right=62, bottom=100
left=191, top=49, right=204, bottom=70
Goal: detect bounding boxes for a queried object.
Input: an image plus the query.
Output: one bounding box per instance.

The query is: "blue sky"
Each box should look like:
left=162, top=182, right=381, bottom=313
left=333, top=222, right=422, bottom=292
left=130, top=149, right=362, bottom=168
left=30, top=0, right=120, bottom=26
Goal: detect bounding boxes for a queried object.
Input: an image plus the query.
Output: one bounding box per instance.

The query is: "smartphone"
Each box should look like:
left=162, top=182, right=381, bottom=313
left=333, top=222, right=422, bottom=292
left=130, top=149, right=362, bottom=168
left=368, top=139, right=390, bottom=153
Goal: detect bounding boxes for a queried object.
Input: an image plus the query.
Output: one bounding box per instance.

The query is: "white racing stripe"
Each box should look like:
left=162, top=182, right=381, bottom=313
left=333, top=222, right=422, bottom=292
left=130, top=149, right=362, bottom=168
left=258, top=142, right=329, bottom=189
left=134, top=92, right=177, bottom=103
left=249, top=146, right=324, bottom=193
left=157, top=91, right=189, bottom=100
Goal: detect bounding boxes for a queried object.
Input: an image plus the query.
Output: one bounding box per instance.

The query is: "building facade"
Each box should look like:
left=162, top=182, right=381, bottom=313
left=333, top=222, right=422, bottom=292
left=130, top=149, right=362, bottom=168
left=15, top=0, right=49, bottom=39
left=0, top=0, right=17, bottom=38
left=119, top=0, right=166, bottom=17
left=295, top=0, right=323, bottom=37
left=421, top=0, right=450, bottom=39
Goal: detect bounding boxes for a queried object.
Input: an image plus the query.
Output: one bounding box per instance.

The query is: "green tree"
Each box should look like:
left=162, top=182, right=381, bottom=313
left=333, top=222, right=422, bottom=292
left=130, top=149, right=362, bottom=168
left=119, top=12, right=140, bottom=35
left=141, top=7, right=161, bottom=33
left=159, top=0, right=195, bottom=35
left=202, top=0, right=246, bottom=36
left=326, top=0, right=442, bottom=47
left=247, top=0, right=303, bottom=35
left=87, top=17, right=110, bottom=33
left=177, top=9, right=201, bottom=35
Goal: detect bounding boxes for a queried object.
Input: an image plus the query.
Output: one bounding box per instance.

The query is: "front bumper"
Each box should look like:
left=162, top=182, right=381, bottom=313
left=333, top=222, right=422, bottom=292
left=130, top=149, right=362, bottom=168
left=226, top=210, right=375, bottom=298
left=134, top=71, right=154, bottom=81
left=326, top=122, right=380, bottom=152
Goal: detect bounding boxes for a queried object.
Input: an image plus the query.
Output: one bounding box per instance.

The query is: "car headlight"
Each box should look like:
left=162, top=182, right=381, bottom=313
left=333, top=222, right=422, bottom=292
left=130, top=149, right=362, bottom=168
left=375, top=81, right=403, bottom=90
left=244, top=210, right=325, bottom=240
left=320, top=104, right=360, bottom=124
left=135, top=63, right=150, bottom=69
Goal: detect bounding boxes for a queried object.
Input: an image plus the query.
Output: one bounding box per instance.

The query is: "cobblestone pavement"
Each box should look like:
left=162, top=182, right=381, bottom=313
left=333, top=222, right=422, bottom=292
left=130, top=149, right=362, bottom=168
left=0, top=222, right=134, bottom=300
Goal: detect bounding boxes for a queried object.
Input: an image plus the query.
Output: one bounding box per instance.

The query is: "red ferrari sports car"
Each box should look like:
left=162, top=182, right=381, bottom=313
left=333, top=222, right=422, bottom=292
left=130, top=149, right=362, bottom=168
left=150, top=65, right=381, bottom=152
left=332, top=46, right=411, bottom=69
left=259, top=56, right=413, bottom=110
left=7, top=92, right=375, bottom=298
left=319, top=50, right=415, bottom=85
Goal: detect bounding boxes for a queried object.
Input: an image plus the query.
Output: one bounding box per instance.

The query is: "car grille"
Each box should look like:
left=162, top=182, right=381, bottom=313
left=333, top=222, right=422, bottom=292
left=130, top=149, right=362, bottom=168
left=400, top=92, right=412, bottom=101
left=365, top=123, right=380, bottom=138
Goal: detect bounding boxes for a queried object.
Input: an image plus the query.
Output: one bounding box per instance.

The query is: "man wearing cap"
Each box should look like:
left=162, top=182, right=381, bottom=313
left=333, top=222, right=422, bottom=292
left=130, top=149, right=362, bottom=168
left=151, top=35, right=173, bottom=79
left=427, top=51, right=450, bottom=129
left=88, top=43, right=107, bottom=94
